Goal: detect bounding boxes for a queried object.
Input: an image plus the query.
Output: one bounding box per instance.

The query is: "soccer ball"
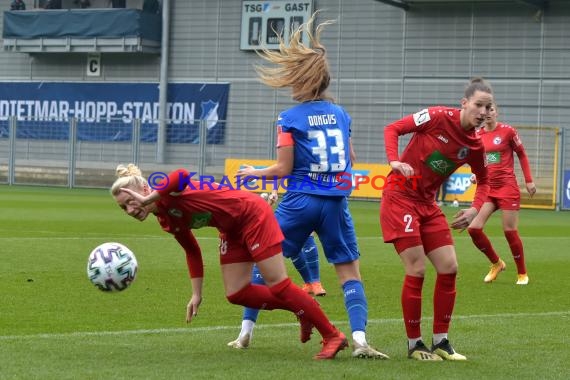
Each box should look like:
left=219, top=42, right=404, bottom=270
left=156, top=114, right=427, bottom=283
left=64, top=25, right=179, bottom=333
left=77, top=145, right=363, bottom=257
left=452, top=200, right=460, bottom=207
left=87, top=242, right=138, bottom=292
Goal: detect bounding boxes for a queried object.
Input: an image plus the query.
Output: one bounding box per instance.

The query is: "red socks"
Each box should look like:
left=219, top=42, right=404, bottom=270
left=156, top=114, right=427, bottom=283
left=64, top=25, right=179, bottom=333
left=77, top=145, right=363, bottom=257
left=269, top=278, right=337, bottom=338
left=402, top=275, right=423, bottom=338
left=433, top=273, right=456, bottom=334
left=468, top=228, right=500, bottom=263
left=468, top=228, right=527, bottom=274
left=505, top=230, right=527, bottom=274
left=402, top=273, right=457, bottom=337
left=226, top=283, right=288, bottom=310
left=227, top=278, right=337, bottom=339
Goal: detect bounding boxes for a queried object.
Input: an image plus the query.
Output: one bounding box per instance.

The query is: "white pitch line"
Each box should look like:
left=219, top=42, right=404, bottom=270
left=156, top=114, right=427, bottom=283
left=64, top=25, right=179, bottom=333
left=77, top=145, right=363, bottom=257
left=0, top=310, right=567, bottom=341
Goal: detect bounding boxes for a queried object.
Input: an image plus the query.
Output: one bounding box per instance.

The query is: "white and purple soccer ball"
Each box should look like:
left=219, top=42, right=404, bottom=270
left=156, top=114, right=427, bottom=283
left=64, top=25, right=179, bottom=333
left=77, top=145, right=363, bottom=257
left=87, top=242, right=138, bottom=292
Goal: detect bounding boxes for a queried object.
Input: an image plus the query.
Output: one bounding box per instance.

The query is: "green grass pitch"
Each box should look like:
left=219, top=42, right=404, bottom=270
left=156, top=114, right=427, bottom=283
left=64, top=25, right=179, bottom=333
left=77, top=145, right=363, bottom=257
left=0, top=185, right=568, bottom=379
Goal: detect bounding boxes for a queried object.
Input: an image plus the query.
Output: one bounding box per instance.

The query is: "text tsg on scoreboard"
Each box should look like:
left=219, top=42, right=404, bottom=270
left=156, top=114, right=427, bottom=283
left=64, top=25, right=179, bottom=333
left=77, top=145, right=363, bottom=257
left=240, top=1, right=314, bottom=50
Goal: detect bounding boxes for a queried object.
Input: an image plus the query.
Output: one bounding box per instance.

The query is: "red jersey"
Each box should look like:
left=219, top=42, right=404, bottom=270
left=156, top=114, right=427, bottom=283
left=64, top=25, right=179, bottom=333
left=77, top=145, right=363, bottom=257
left=384, top=106, right=489, bottom=210
left=476, top=122, right=533, bottom=191
left=153, top=169, right=283, bottom=278
left=156, top=184, right=265, bottom=234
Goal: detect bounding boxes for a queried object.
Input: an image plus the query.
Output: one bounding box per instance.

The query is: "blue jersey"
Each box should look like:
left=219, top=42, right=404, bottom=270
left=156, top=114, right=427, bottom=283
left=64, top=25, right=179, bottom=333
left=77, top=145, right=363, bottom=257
left=278, top=100, right=353, bottom=196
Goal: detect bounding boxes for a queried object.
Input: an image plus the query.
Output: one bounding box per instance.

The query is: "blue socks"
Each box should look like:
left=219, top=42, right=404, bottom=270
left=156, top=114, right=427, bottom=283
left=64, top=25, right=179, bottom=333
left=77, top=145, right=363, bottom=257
left=290, top=251, right=312, bottom=284
left=343, top=279, right=368, bottom=333
left=302, top=235, right=320, bottom=283
left=242, top=265, right=263, bottom=322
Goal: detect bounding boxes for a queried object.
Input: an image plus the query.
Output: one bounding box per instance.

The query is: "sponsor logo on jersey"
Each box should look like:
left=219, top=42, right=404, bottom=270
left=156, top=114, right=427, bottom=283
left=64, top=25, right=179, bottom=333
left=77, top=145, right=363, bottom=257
left=189, top=212, right=212, bottom=229
left=251, top=243, right=260, bottom=251
left=426, top=150, right=455, bottom=176
left=493, top=136, right=502, bottom=145
left=437, top=135, right=449, bottom=144
left=486, top=151, right=501, bottom=165
left=412, top=108, right=431, bottom=126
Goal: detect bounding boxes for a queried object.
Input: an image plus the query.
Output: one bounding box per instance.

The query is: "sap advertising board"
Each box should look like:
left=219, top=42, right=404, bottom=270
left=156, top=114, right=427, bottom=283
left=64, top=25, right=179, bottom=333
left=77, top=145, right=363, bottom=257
left=0, top=82, right=230, bottom=144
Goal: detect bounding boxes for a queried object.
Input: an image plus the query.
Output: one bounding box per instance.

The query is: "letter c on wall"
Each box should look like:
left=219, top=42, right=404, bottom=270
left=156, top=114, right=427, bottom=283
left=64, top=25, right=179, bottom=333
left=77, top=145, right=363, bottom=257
left=87, top=53, right=101, bottom=77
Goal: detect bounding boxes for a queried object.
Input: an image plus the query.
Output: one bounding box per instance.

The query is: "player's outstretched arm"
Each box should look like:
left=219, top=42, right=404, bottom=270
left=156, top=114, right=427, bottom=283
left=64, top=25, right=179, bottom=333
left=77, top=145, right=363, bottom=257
left=186, top=277, right=203, bottom=323
left=450, top=207, right=478, bottom=232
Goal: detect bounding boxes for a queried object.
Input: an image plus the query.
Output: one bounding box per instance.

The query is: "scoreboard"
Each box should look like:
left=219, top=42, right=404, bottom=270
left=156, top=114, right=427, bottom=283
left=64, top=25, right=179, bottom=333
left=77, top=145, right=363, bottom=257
left=240, top=1, right=314, bottom=50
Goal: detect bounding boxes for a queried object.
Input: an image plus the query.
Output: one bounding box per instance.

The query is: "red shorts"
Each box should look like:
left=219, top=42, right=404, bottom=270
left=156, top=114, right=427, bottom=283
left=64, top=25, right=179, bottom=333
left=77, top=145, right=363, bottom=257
left=380, top=191, right=453, bottom=253
left=487, top=182, right=521, bottom=210
left=486, top=196, right=521, bottom=211
left=218, top=200, right=284, bottom=265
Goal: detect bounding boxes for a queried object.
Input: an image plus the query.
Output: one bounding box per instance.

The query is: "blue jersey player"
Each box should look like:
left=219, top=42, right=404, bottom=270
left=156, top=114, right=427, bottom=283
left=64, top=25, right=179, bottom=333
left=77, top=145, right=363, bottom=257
left=231, top=12, right=389, bottom=360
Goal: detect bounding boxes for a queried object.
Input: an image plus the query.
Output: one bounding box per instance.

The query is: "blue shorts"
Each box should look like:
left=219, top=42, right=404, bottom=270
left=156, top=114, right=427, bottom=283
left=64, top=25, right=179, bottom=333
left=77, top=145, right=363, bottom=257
left=274, top=192, right=360, bottom=264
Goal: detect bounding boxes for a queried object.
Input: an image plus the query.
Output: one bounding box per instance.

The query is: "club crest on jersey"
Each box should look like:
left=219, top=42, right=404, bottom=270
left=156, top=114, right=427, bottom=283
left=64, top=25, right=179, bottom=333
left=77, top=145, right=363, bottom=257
left=168, top=209, right=183, bottom=218
left=413, top=109, right=431, bottom=126
left=457, top=147, right=469, bottom=160
left=493, top=136, right=502, bottom=145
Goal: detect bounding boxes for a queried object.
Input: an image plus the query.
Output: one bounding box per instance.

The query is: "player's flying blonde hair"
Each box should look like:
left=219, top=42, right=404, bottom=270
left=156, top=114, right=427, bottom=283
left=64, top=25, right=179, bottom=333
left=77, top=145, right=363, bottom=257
left=254, top=11, right=335, bottom=102
left=110, top=163, right=146, bottom=195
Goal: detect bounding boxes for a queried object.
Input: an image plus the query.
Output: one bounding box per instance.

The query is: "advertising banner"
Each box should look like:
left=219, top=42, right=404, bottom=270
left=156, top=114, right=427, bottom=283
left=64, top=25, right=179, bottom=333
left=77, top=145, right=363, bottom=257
left=224, top=159, right=477, bottom=202
left=0, top=82, right=229, bottom=144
